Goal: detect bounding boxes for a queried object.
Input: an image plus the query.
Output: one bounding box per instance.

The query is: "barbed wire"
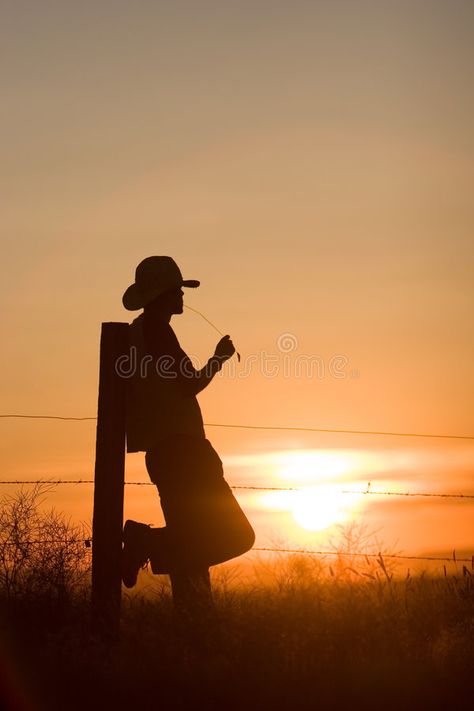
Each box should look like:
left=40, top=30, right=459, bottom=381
left=0, top=536, right=471, bottom=564
left=1, top=413, right=473, bottom=441
left=343, top=489, right=474, bottom=500
left=0, top=538, right=92, bottom=548
left=1, top=478, right=474, bottom=500
left=252, top=547, right=474, bottom=564
left=0, top=478, right=472, bottom=501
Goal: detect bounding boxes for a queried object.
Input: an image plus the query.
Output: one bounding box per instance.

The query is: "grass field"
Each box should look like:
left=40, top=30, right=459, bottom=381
left=1, top=488, right=473, bottom=710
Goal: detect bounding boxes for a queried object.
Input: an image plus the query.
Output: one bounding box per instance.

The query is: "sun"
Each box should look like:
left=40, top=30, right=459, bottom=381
left=261, top=485, right=363, bottom=533
left=259, top=449, right=366, bottom=532
left=292, top=486, right=361, bottom=532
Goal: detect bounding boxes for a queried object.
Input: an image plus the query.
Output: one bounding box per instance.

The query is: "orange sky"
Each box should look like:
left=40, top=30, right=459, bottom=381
left=1, top=1, right=473, bottom=565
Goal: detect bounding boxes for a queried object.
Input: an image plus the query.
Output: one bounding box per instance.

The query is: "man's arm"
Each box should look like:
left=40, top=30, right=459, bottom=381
left=177, top=335, right=235, bottom=396
left=144, top=318, right=235, bottom=397
left=179, top=354, right=228, bottom=396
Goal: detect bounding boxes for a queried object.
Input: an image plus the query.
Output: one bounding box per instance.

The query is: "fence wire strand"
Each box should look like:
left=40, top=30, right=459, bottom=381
left=0, top=537, right=471, bottom=565
left=1, top=478, right=474, bottom=500
left=251, top=547, right=474, bottom=564
left=1, top=413, right=474, bottom=440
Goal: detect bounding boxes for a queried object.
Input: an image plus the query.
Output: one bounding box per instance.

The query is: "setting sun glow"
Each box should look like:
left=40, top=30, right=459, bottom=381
left=262, top=486, right=363, bottom=532
left=293, top=486, right=362, bottom=532
left=255, top=450, right=367, bottom=532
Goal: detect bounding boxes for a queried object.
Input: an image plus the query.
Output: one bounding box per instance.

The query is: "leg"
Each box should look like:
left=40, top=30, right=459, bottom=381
left=169, top=568, right=221, bottom=652
left=169, top=568, right=213, bottom=617
left=146, top=436, right=255, bottom=565
left=145, top=454, right=215, bottom=620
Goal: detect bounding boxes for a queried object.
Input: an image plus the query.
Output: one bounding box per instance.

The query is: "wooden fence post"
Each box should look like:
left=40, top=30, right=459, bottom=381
left=91, top=322, right=129, bottom=639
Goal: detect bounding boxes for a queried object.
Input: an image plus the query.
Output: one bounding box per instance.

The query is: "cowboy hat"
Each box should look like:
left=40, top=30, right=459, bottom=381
left=122, top=256, right=200, bottom=310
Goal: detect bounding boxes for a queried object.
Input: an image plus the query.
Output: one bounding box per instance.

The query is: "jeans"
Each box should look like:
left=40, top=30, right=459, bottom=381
left=145, top=434, right=255, bottom=615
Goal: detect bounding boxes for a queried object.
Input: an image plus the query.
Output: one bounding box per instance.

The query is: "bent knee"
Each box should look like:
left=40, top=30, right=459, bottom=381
left=240, top=522, right=256, bottom=553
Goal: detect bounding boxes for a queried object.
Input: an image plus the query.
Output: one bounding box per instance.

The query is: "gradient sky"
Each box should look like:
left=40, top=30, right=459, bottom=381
left=1, top=1, right=473, bottom=564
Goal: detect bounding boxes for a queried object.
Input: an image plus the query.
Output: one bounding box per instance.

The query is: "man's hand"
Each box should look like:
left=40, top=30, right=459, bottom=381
left=214, top=335, right=236, bottom=362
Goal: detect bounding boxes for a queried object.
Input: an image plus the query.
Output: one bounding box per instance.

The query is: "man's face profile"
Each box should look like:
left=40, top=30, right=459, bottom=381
left=150, top=286, right=184, bottom=315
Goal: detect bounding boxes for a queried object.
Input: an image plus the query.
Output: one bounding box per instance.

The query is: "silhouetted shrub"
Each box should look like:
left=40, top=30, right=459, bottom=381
left=0, top=484, right=90, bottom=605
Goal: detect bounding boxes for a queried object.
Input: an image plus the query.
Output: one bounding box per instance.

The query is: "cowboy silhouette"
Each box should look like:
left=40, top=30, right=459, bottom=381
left=121, top=256, right=255, bottom=620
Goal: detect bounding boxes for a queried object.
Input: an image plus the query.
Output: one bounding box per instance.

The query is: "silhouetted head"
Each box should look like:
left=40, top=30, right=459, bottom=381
left=122, top=256, right=199, bottom=311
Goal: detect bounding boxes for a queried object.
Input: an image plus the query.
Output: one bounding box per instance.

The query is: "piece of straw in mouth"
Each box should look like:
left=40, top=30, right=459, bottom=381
left=184, top=304, right=241, bottom=362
